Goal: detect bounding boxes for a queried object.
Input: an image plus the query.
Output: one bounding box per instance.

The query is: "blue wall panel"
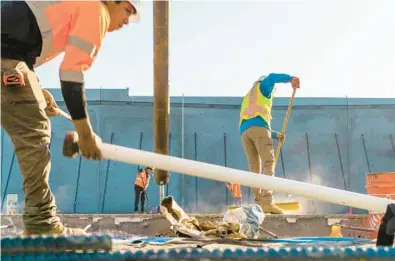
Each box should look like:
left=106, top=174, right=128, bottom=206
left=1, top=89, right=394, bottom=215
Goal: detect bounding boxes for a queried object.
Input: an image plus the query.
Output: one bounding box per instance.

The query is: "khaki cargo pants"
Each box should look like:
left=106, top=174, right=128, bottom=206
left=241, top=126, right=275, bottom=206
left=1, top=59, right=60, bottom=231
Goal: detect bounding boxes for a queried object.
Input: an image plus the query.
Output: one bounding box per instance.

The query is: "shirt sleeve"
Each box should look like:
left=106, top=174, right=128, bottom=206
left=59, top=2, right=110, bottom=83
left=271, top=131, right=280, bottom=139
left=259, top=73, right=292, bottom=98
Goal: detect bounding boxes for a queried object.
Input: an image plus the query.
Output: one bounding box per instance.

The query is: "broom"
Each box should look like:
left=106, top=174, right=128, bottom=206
left=273, top=88, right=301, bottom=212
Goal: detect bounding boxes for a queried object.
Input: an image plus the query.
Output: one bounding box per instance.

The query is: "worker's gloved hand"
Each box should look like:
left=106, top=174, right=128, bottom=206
left=291, top=76, right=300, bottom=89
left=73, top=119, right=103, bottom=160
left=42, top=88, right=60, bottom=117
left=277, top=133, right=286, bottom=143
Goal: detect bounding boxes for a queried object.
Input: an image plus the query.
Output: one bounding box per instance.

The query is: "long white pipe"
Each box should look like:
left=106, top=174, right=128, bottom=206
left=100, top=143, right=394, bottom=213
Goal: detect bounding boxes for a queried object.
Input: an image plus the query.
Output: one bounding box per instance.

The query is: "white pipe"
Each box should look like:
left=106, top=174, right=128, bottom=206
left=100, top=143, right=394, bottom=213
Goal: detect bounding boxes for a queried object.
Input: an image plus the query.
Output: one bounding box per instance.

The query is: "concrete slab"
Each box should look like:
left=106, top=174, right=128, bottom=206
left=1, top=214, right=373, bottom=239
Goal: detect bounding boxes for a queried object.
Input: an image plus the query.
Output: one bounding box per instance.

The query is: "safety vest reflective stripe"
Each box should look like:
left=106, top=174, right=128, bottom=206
left=59, top=70, right=84, bottom=83
left=239, top=83, right=272, bottom=126
left=68, top=36, right=99, bottom=59
left=26, top=1, right=110, bottom=83
left=242, top=105, right=271, bottom=119
left=240, top=85, right=271, bottom=119
left=135, top=172, right=150, bottom=188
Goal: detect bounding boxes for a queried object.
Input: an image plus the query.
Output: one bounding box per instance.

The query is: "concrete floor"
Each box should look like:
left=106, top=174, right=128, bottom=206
left=1, top=213, right=374, bottom=239
left=2, top=214, right=383, bottom=261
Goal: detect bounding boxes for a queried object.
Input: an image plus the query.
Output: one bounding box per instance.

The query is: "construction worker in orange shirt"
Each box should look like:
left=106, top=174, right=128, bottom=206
left=226, top=183, right=242, bottom=206
left=134, top=167, right=153, bottom=214
left=1, top=0, right=140, bottom=236
left=239, top=73, right=300, bottom=214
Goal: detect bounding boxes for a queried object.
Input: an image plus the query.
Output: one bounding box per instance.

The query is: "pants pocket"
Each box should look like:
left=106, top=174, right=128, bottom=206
left=1, top=60, right=46, bottom=109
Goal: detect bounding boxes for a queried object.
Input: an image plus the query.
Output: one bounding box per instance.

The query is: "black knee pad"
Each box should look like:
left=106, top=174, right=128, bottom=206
left=376, top=203, right=395, bottom=247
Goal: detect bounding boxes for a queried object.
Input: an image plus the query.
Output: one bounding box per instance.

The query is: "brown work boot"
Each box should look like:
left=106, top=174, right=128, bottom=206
left=254, top=191, right=283, bottom=214
left=24, top=222, right=87, bottom=236
left=261, top=203, right=284, bottom=215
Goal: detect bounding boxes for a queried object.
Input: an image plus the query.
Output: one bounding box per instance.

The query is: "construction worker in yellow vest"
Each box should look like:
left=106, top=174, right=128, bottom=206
left=239, top=73, right=300, bottom=214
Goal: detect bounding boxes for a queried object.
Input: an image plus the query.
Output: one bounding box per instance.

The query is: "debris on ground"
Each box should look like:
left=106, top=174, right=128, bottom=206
left=159, top=196, right=265, bottom=240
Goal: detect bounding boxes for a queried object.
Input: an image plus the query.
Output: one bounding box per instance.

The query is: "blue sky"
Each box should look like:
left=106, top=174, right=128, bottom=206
left=36, top=0, right=395, bottom=98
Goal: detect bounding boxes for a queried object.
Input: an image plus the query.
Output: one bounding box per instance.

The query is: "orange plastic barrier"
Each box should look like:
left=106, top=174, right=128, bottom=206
left=364, top=172, right=395, bottom=238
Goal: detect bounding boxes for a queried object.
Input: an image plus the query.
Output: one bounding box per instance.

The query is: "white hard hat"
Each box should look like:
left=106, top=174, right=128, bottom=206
left=127, top=0, right=140, bottom=22
left=257, top=75, right=267, bottom=82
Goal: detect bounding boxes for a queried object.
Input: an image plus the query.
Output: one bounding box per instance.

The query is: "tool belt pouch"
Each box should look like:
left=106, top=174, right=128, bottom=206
left=2, top=68, right=25, bottom=88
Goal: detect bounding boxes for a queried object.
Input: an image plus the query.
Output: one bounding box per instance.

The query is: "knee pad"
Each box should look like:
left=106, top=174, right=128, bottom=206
left=376, top=203, right=395, bottom=247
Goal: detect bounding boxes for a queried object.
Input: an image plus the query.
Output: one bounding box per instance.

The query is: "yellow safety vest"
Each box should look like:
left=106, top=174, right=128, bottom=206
left=239, top=82, right=273, bottom=128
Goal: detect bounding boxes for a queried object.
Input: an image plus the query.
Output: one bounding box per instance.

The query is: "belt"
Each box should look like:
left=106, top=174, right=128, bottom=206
left=1, top=54, right=35, bottom=70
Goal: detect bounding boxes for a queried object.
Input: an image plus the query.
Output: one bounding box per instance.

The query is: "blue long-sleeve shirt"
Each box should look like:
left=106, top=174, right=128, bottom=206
left=239, top=73, right=292, bottom=138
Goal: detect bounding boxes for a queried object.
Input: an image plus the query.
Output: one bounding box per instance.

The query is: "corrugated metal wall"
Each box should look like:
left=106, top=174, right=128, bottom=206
left=1, top=89, right=394, bottom=214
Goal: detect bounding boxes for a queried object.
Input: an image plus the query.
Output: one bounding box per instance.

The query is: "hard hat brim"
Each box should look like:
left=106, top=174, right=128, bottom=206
left=127, top=0, right=140, bottom=22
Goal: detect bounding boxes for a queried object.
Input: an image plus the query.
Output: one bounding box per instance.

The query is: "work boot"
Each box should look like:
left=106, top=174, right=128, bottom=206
left=254, top=190, right=283, bottom=214
left=260, top=203, right=284, bottom=215
left=24, top=222, right=86, bottom=236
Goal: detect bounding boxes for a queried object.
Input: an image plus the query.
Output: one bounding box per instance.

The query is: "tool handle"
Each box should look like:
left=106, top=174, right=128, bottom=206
left=274, top=88, right=297, bottom=164
left=57, top=108, right=72, bottom=121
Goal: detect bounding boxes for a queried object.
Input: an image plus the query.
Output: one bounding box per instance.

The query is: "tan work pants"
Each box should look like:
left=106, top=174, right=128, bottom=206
left=241, top=126, right=275, bottom=205
left=1, top=59, right=60, bottom=231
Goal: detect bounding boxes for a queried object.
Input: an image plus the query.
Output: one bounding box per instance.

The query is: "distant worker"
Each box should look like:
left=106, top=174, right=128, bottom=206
left=1, top=0, right=140, bottom=236
left=134, top=167, right=153, bottom=214
left=226, top=183, right=242, bottom=206
left=239, top=73, right=300, bottom=214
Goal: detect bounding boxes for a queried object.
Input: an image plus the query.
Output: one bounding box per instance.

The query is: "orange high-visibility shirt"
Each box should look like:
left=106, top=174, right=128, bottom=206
left=135, top=171, right=150, bottom=189
left=26, top=1, right=110, bottom=83
left=226, top=183, right=242, bottom=198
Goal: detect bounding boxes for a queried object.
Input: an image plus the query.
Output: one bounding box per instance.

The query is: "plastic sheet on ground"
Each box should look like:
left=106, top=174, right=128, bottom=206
left=112, top=236, right=177, bottom=245
left=159, top=196, right=264, bottom=240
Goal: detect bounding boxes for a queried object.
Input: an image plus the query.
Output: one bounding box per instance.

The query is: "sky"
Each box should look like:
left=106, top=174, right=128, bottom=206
left=35, top=0, right=395, bottom=98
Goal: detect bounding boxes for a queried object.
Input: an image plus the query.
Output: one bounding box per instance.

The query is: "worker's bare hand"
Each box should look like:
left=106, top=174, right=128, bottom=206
left=291, top=77, right=300, bottom=89
left=277, top=133, right=286, bottom=143
left=73, top=119, right=103, bottom=160
left=78, top=132, right=103, bottom=160
left=42, top=88, right=60, bottom=117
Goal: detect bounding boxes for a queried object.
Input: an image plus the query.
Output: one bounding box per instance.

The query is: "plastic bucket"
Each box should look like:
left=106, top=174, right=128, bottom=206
left=364, top=172, right=395, bottom=238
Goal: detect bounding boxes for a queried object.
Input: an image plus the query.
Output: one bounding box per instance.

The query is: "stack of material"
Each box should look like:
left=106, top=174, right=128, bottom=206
left=159, top=196, right=264, bottom=240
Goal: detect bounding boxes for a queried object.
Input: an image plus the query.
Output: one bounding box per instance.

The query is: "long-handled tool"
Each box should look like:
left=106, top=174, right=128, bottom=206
left=144, top=192, right=153, bottom=214
left=56, top=108, right=72, bottom=121
left=272, top=88, right=299, bottom=212
left=62, top=131, right=394, bottom=213
left=274, top=88, right=297, bottom=164
left=140, top=173, right=153, bottom=214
